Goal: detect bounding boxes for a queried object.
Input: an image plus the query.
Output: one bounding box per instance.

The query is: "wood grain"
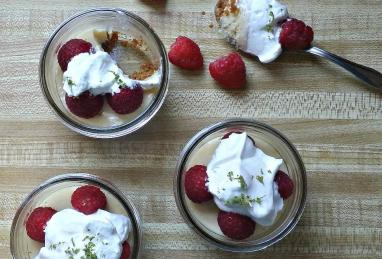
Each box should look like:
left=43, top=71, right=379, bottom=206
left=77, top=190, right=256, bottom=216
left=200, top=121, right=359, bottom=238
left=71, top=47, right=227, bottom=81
left=0, top=0, right=381, bottom=258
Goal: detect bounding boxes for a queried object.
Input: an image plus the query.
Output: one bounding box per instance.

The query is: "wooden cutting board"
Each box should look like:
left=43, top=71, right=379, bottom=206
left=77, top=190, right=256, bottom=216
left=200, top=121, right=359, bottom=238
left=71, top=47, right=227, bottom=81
left=0, top=0, right=381, bottom=258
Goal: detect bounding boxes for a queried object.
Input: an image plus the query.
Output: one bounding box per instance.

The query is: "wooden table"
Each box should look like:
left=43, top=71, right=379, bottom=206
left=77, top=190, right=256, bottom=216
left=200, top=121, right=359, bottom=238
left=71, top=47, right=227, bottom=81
left=1, top=0, right=381, bottom=258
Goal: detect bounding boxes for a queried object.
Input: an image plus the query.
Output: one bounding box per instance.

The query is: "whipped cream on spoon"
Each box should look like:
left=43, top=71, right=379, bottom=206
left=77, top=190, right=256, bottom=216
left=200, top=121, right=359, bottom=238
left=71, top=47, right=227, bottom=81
left=215, top=0, right=288, bottom=63
left=215, top=0, right=382, bottom=89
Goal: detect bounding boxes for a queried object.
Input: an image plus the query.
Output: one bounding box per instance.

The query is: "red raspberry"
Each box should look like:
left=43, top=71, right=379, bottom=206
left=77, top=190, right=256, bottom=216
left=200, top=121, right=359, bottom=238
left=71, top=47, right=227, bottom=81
left=168, top=36, right=203, bottom=70
left=184, top=165, right=213, bottom=203
left=65, top=91, right=104, bottom=118
left=209, top=52, right=246, bottom=89
left=71, top=185, right=107, bottom=215
left=26, top=207, right=57, bottom=242
left=107, top=86, right=143, bottom=114
left=217, top=211, right=256, bottom=240
left=279, top=18, right=314, bottom=50
left=222, top=131, right=255, bottom=145
left=120, top=241, right=131, bottom=259
left=222, top=131, right=243, bottom=140
left=57, top=39, right=92, bottom=71
left=275, top=170, right=294, bottom=199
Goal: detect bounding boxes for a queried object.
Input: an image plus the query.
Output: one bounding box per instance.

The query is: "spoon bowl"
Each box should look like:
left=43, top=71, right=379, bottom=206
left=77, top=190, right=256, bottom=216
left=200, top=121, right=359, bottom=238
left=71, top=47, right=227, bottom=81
left=214, top=0, right=382, bottom=90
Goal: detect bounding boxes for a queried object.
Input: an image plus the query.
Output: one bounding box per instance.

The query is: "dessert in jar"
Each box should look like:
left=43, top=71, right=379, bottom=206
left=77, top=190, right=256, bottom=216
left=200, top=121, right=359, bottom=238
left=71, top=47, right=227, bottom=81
left=184, top=131, right=294, bottom=240
left=57, top=30, right=162, bottom=127
left=40, top=9, right=169, bottom=137
left=24, top=184, right=133, bottom=259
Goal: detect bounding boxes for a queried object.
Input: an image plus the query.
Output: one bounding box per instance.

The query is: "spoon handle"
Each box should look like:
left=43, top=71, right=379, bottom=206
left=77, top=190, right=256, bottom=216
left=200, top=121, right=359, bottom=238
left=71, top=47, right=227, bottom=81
left=306, top=46, right=382, bottom=89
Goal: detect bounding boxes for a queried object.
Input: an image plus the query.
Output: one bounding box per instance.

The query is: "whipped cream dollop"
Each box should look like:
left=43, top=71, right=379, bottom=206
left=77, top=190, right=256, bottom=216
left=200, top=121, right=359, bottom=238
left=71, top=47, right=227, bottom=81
left=35, top=209, right=131, bottom=259
left=220, top=0, right=288, bottom=63
left=206, top=132, right=284, bottom=226
left=63, top=50, right=161, bottom=97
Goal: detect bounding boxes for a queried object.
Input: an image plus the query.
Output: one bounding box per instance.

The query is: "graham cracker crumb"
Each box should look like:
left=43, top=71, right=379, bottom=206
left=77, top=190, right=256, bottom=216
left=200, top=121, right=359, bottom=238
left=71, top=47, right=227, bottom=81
left=102, top=31, right=119, bottom=53
left=120, top=38, right=144, bottom=49
left=130, top=62, right=157, bottom=80
left=230, top=0, right=239, bottom=15
left=216, top=0, right=239, bottom=18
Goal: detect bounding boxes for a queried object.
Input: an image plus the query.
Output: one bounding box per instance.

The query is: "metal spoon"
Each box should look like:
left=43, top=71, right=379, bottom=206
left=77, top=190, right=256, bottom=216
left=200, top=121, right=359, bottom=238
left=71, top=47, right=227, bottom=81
left=215, top=0, right=382, bottom=90
left=305, top=46, right=382, bottom=89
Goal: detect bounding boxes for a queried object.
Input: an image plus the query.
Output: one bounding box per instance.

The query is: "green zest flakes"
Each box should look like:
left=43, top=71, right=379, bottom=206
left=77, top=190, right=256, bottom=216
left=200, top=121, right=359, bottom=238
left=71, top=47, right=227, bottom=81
left=83, top=235, right=95, bottom=242
left=225, top=193, right=266, bottom=207
left=227, top=171, right=248, bottom=190
left=67, top=78, right=76, bottom=87
left=109, top=71, right=125, bottom=87
left=65, top=246, right=80, bottom=259
left=83, top=240, right=97, bottom=259
left=227, top=171, right=234, bottom=181
left=237, top=175, right=248, bottom=189
left=256, top=175, right=264, bottom=185
left=225, top=193, right=253, bottom=207
left=59, top=235, right=99, bottom=259
left=264, top=9, right=275, bottom=32
left=254, top=196, right=265, bottom=205
left=64, top=76, right=76, bottom=88
left=49, top=241, right=65, bottom=250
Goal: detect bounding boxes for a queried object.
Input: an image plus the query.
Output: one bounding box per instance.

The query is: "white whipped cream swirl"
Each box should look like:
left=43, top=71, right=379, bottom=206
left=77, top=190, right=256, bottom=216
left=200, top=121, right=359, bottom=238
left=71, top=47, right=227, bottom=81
left=63, top=50, right=161, bottom=97
left=220, top=0, right=289, bottom=63
left=35, top=208, right=131, bottom=259
left=206, top=132, right=284, bottom=226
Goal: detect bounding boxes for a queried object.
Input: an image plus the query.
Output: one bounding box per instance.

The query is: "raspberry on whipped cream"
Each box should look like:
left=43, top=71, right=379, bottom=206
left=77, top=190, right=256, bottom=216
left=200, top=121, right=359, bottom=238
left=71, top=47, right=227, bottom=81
left=217, top=0, right=289, bottom=63
left=206, top=132, right=284, bottom=226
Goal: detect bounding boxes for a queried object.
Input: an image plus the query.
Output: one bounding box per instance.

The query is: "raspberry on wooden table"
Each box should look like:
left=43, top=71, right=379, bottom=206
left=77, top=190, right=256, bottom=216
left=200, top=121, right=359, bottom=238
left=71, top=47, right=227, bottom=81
left=168, top=36, right=204, bottom=70
left=209, top=52, right=246, bottom=89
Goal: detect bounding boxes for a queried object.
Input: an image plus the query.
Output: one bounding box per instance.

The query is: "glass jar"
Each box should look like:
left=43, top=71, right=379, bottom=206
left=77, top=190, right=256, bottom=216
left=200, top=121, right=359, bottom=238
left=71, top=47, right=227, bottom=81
left=174, top=119, right=307, bottom=252
left=11, top=173, right=143, bottom=258
left=39, top=8, right=169, bottom=138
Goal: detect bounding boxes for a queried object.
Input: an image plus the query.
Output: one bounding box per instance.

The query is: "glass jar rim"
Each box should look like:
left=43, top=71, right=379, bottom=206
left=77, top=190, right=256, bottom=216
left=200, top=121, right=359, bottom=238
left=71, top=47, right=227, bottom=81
left=173, top=119, right=307, bottom=252
left=10, top=172, right=143, bottom=258
left=39, top=8, right=169, bottom=138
